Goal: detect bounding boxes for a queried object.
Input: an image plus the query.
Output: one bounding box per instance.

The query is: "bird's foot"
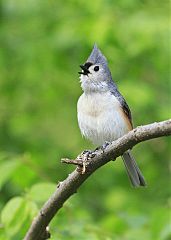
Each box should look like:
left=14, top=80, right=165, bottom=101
left=102, top=141, right=111, bottom=150
left=95, top=141, right=111, bottom=153
left=76, top=150, right=96, bottom=174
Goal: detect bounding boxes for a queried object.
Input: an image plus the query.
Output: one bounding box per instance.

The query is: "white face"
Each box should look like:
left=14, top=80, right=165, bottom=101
left=79, top=64, right=108, bottom=93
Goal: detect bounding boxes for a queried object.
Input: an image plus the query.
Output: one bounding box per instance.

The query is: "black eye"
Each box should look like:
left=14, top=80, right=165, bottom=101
left=94, top=66, right=99, bottom=72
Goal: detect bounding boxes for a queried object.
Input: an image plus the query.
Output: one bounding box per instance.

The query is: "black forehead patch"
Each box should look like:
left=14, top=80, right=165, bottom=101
left=84, top=62, right=93, bottom=69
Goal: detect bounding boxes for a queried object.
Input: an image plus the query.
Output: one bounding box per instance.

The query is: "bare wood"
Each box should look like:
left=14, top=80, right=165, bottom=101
left=24, top=119, right=171, bottom=240
left=61, top=158, right=83, bottom=166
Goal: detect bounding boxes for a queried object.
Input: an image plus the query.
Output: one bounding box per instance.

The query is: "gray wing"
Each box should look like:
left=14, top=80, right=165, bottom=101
left=108, top=81, right=133, bottom=127
left=108, top=82, right=146, bottom=187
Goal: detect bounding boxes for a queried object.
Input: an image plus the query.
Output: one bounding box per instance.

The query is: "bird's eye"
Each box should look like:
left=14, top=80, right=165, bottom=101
left=94, top=66, right=99, bottom=72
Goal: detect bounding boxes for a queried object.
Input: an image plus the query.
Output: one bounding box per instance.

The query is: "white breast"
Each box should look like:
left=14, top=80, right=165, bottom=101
left=77, top=92, right=130, bottom=145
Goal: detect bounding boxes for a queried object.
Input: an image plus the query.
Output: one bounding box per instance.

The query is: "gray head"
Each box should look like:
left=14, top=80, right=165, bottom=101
left=79, top=44, right=114, bottom=93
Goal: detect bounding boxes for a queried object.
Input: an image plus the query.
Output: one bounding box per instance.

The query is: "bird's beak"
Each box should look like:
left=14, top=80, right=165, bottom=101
left=78, top=64, right=90, bottom=75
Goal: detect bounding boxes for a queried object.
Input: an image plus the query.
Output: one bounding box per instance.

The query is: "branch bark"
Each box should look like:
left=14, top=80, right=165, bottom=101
left=24, top=119, right=171, bottom=240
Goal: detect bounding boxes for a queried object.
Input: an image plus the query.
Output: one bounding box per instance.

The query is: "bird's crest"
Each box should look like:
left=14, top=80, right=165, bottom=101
left=86, top=44, right=108, bottom=67
left=85, top=44, right=112, bottom=81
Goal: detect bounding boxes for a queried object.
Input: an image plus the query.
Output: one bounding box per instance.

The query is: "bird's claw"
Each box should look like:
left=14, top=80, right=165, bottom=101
left=95, top=141, right=111, bottom=153
left=102, top=141, right=111, bottom=150
left=76, top=150, right=96, bottom=174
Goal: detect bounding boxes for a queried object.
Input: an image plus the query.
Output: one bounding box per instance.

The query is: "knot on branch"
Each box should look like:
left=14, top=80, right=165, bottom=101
left=61, top=150, right=98, bottom=174
left=39, top=227, right=50, bottom=240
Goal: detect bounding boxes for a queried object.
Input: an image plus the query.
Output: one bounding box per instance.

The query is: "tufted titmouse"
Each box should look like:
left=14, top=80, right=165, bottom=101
left=77, top=44, right=146, bottom=187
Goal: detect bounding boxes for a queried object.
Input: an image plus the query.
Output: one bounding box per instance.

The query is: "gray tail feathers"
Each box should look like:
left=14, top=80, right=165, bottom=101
left=122, top=150, right=146, bottom=187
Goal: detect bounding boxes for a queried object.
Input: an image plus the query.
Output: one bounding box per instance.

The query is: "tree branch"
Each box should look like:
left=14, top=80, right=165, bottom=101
left=24, top=119, right=171, bottom=240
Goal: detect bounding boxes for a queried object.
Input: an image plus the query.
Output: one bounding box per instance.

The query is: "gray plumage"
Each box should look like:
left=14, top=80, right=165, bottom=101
left=77, top=44, right=146, bottom=187
left=87, top=44, right=133, bottom=123
left=87, top=44, right=113, bottom=82
left=122, top=150, right=146, bottom=187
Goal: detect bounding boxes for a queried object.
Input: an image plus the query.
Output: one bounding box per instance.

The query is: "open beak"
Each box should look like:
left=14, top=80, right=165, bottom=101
left=78, top=64, right=90, bottom=75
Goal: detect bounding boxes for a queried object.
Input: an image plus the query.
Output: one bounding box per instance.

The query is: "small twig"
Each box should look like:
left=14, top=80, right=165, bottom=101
left=61, top=158, right=83, bottom=166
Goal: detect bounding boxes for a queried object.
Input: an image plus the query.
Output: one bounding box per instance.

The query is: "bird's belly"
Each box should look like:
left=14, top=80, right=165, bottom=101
left=77, top=93, right=130, bottom=145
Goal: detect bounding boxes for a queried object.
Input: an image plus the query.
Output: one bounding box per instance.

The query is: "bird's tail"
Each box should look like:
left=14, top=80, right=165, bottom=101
left=122, top=150, right=146, bottom=187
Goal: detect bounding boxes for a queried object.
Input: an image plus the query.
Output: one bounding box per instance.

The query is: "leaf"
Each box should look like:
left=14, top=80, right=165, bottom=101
left=160, top=223, right=171, bottom=240
left=26, top=200, right=39, bottom=219
left=0, top=159, right=20, bottom=189
left=28, top=182, right=56, bottom=203
left=1, top=197, right=28, bottom=237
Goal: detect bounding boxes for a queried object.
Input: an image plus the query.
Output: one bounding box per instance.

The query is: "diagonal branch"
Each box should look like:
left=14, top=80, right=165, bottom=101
left=24, top=119, right=171, bottom=240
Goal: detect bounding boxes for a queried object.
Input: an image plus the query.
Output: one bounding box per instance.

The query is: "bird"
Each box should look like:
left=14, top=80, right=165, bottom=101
left=77, top=44, right=146, bottom=187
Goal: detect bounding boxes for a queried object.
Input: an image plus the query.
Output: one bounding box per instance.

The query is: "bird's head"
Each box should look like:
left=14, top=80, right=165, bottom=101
left=79, top=44, right=113, bottom=93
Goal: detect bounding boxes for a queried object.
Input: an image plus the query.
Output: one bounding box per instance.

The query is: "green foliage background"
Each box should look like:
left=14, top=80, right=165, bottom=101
left=0, top=0, right=170, bottom=239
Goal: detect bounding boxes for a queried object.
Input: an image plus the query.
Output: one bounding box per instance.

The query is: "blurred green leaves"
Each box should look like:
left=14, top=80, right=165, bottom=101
left=1, top=197, right=29, bottom=238
left=28, top=182, right=56, bottom=203
left=0, top=157, right=20, bottom=190
left=0, top=182, right=56, bottom=239
left=1, top=196, right=38, bottom=240
left=0, top=0, right=170, bottom=239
